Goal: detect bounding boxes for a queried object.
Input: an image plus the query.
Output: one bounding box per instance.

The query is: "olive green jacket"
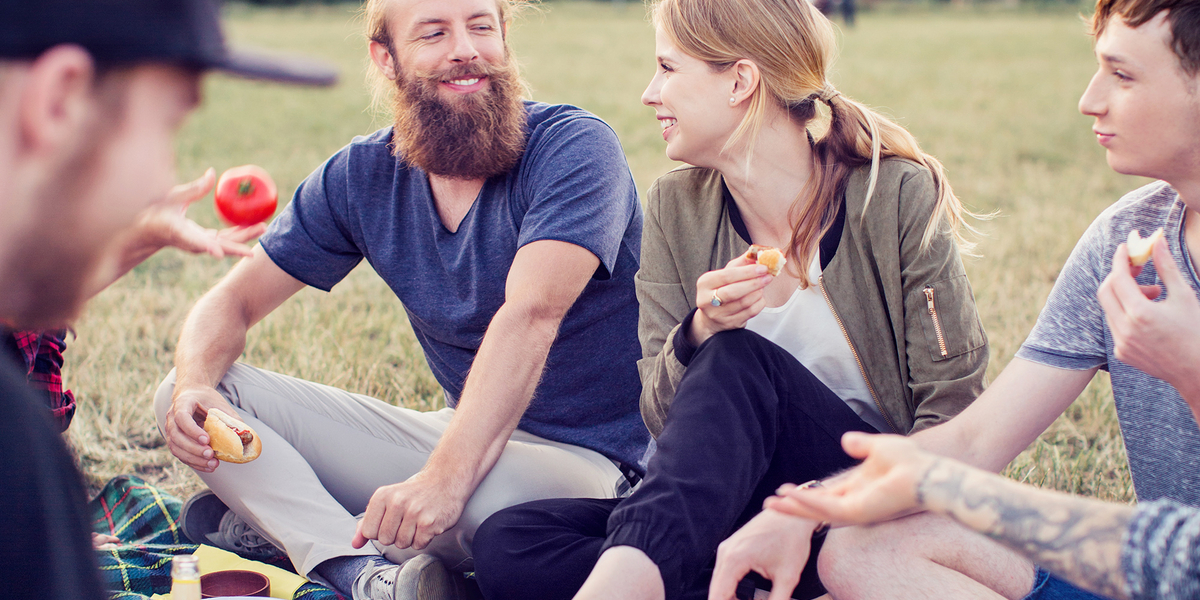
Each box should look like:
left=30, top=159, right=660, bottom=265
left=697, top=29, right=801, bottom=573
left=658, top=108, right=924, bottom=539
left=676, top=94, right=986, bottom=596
left=636, top=158, right=988, bottom=438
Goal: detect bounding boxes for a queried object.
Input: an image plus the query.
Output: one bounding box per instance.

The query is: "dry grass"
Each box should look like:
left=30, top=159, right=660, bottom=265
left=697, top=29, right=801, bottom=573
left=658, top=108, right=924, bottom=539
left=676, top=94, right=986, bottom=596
left=65, top=2, right=1137, bottom=503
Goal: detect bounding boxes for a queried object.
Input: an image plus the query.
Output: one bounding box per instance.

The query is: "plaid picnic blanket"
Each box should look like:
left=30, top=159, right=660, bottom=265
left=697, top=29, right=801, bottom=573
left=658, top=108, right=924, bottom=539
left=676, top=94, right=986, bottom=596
left=88, top=475, right=344, bottom=600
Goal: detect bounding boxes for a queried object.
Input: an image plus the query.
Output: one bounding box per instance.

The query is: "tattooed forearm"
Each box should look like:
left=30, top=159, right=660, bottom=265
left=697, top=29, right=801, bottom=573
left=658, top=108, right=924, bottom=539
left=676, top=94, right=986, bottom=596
left=916, top=458, right=1133, bottom=600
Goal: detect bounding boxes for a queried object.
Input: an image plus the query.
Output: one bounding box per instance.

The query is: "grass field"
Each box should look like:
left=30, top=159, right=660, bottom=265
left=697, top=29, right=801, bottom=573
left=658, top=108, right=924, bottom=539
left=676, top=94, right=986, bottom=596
left=65, top=1, right=1142, bottom=504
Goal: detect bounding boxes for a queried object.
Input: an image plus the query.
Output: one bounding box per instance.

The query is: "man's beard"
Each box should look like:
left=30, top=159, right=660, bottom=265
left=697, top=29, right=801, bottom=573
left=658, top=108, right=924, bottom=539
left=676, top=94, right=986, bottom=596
left=391, top=58, right=528, bottom=180
left=1, top=109, right=122, bottom=329
left=2, top=143, right=108, bottom=329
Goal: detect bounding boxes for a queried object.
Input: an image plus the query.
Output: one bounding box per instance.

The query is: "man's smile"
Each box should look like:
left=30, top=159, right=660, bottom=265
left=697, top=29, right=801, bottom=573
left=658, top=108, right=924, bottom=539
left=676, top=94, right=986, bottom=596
left=441, top=75, right=488, bottom=93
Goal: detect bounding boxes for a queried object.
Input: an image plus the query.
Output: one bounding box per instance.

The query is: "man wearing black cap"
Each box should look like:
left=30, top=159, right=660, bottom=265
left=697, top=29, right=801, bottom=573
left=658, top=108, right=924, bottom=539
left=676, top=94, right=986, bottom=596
left=0, top=1, right=335, bottom=598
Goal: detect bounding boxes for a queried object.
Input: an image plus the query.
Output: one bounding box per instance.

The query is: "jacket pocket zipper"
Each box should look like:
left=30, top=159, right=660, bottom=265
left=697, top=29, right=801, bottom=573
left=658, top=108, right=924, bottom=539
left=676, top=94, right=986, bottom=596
left=819, top=275, right=898, bottom=434
left=924, top=286, right=949, bottom=358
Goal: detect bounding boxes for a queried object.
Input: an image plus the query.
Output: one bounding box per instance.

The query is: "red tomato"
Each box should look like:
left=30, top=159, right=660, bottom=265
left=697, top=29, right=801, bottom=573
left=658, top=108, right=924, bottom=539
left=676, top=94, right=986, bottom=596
left=214, top=165, right=278, bottom=226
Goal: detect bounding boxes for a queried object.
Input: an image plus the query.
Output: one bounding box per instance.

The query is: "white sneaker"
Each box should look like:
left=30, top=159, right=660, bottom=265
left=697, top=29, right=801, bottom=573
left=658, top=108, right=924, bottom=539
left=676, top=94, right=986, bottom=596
left=352, top=555, right=478, bottom=600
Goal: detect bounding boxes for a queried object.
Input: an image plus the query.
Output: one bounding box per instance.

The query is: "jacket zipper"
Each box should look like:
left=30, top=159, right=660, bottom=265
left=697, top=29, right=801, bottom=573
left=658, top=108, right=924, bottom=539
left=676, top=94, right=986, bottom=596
left=924, top=286, right=949, bottom=358
left=818, top=275, right=898, bottom=434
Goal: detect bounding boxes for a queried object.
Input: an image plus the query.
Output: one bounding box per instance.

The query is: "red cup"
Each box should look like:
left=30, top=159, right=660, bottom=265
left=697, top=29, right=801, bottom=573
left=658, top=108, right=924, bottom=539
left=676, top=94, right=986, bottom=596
left=199, top=570, right=270, bottom=598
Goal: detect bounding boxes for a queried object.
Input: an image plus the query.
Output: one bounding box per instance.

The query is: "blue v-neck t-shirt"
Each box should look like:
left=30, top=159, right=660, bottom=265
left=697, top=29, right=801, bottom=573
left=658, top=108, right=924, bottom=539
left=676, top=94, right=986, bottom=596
left=259, top=101, right=649, bottom=468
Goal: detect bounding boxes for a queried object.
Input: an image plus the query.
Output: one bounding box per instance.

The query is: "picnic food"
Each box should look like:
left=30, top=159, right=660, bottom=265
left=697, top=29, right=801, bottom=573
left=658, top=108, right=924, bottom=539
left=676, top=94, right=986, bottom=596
left=745, top=244, right=787, bottom=277
left=214, top=165, right=278, bottom=226
left=1127, top=228, right=1165, bottom=267
left=203, top=408, right=262, bottom=463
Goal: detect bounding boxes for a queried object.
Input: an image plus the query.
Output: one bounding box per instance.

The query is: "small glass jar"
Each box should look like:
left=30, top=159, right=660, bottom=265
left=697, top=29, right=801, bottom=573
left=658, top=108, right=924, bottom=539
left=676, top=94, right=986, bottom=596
left=170, top=555, right=201, bottom=600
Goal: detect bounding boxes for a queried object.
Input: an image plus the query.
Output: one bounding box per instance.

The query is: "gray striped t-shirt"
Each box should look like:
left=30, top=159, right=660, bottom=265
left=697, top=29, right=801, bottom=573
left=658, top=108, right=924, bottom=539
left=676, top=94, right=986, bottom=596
left=1123, top=499, right=1200, bottom=600
left=1016, top=181, right=1200, bottom=504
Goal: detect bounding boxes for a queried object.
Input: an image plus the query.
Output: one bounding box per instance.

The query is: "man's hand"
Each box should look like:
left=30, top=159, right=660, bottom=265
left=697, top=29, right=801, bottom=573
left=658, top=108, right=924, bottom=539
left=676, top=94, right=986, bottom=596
left=767, top=433, right=936, bottom=526
left=134, top=168, right=267, bottom=259
left=91, top=533, right=120, bottom=550
left=709, top=510, right=817, bottom=600
left=351, top=469, right=470, bottom=551
left=346, top=240, right=601, bottom=553
left=691, top=255, right=772, bottom=346
left=1097, top=239, right=1200, bottom=405
left=164, top=386, right=236, bottom=473
left=93, top=169, right=267, bottom=296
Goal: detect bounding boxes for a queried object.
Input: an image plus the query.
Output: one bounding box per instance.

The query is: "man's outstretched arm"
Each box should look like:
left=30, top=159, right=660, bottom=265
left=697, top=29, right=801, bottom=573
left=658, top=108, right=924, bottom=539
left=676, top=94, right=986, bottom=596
left=912, top=452, right=1130, bottom=600
left=771, top=433, right=1132, bottom=600
left=353, top=239, right=601, bottom=551
left=88, top=169, right=265, bottom=298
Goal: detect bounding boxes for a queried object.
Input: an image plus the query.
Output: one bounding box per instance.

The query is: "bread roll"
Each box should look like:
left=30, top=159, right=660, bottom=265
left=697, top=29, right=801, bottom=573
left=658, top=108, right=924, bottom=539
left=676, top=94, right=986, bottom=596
left=745, top=244, right=787, bottom=277
left=203, top=408, right=262, bottom=464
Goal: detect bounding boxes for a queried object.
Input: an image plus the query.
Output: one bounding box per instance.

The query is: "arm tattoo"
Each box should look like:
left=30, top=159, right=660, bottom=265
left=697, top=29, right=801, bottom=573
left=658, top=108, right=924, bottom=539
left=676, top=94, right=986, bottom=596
left=916, top=458, right=1133, bottom=600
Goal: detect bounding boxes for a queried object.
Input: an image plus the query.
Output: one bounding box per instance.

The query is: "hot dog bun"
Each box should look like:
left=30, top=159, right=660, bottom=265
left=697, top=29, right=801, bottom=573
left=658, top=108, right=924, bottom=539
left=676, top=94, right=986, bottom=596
left=745, top=244, right=787, bottom=277
left=1127, top=228, right=1165, bottom=267
left=203, top=408, right=261, bottom=464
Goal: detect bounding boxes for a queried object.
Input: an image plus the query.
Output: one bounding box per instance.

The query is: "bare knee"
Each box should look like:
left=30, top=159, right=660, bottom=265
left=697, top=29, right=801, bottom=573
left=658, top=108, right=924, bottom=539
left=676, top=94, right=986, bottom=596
left=818, top=513, right=1035, bottom=600
left=817, top=514, right=941, bottom=599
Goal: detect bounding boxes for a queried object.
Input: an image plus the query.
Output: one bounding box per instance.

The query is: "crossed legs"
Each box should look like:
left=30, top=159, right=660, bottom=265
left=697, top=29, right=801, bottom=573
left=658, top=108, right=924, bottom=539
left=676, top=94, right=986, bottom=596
left=476, top=329, right=874, bottom=600
left=153, top=362, right=623, bottom=577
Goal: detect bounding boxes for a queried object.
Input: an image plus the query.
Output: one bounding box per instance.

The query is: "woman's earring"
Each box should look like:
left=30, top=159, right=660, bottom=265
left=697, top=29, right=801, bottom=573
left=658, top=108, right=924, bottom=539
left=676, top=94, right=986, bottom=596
left=730, top=97, right=736, bottom=104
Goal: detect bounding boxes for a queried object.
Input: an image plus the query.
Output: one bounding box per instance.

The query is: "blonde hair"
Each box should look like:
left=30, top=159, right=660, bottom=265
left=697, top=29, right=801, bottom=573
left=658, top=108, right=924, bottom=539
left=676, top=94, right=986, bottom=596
left=653, top=0, right=982, bottom=287
left=360, top=0, right=533, bottom=118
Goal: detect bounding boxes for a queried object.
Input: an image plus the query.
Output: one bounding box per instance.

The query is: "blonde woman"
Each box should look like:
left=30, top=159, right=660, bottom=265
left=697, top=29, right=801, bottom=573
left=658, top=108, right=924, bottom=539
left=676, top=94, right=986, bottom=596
left=473, top=0, right=993, bottom=599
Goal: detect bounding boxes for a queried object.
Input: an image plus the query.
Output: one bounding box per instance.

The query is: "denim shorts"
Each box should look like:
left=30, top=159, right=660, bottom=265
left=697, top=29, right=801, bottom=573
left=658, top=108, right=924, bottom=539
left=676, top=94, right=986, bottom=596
left=1023, top=567, right=1115, bottom=600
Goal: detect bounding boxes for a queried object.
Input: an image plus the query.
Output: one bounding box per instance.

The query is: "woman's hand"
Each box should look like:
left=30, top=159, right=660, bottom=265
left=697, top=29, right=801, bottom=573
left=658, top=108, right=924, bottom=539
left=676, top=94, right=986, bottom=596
left=691, top=255, right=773, bottom=346
left=708, top=509, right=818, bottom=600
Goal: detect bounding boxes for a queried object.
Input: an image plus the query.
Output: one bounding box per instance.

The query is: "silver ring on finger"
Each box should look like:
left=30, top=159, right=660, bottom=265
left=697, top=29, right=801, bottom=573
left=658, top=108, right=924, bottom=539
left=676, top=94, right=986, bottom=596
left=710, top=290, right=724, bottom=307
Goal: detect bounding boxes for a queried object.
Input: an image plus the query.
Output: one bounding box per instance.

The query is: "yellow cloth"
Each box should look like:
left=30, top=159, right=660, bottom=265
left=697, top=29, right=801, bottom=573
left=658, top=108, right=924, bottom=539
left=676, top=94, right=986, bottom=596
left=149, top=545, right=307, bottom=599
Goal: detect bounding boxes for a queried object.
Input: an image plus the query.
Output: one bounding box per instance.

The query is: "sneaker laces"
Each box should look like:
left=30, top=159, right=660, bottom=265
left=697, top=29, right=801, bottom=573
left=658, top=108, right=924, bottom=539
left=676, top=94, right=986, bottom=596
left=207, top=510, right=283, bottom=556
left=352, top=559, right=400, bottom=600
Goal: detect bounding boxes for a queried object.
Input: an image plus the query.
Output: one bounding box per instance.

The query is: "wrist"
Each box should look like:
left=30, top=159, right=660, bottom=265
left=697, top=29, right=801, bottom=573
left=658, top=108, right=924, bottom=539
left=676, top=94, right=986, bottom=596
left=1171, top=376, right=1200, bottom=405
left=688, top=311, right=714, bottom=346
left=172, top=378, right=221, bottom=403
left=418, top=455, right=476, bottom=499
left=125, top=213, right=172, bottom=256
left=913, top=456, right=956, bottom=514
left=796, top=480, right=830, bottom=535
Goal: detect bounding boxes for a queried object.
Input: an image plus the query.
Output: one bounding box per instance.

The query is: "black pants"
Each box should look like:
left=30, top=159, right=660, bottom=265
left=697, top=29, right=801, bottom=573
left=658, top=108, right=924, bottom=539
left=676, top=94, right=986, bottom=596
left=474, top=329, right=879, bottom=600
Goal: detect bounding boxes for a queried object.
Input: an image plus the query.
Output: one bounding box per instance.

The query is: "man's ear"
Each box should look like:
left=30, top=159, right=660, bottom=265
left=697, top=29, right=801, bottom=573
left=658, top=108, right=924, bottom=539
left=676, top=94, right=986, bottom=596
left=18, top=45, right=96, bottom=155
left=369, top=40, right=398, bottom=81
left=730, top=59, right=760, bottom=106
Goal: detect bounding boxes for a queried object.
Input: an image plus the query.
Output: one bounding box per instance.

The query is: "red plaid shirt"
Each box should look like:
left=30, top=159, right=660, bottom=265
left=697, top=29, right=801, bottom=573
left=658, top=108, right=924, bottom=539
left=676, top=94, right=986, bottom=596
left=11, top=330, right=76, bottom=432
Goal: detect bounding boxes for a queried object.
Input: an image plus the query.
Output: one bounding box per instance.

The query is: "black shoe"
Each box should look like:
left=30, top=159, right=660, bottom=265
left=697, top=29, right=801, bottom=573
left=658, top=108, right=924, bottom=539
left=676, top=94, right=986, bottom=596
left=180, top=489, right=286, bottom=559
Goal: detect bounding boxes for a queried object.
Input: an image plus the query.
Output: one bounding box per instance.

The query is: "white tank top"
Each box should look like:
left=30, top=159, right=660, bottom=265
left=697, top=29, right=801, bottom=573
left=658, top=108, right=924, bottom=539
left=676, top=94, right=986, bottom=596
left=744, top=257, right=891, bottom=433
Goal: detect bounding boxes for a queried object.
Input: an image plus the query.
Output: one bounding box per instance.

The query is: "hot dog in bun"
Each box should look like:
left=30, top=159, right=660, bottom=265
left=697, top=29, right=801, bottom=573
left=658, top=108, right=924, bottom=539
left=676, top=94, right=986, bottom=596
left=203, top=408, right=262, bottom=464
left=745, top=244, right=787, bottom=277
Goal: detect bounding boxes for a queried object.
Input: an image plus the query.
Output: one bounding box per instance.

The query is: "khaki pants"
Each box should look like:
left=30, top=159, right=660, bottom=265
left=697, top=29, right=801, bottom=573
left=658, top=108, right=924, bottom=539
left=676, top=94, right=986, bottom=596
left=154, top=362, right=624, bottom=577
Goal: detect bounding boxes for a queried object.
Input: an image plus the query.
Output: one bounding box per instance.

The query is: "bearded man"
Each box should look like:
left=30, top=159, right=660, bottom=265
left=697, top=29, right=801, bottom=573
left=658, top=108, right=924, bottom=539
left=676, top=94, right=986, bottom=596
left=155, top=1, right=649, bottom=599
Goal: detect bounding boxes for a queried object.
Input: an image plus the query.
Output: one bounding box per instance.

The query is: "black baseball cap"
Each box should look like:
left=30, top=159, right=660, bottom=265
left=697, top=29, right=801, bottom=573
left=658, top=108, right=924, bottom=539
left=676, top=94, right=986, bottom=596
left=0, top=0, right=338, bottom=86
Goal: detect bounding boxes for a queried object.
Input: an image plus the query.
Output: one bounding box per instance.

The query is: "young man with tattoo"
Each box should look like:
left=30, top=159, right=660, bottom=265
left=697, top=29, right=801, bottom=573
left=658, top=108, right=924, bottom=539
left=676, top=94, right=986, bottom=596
left=707, top=0, right=1200, bottom=599
left=770, top=433, right=1174, bottom=600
